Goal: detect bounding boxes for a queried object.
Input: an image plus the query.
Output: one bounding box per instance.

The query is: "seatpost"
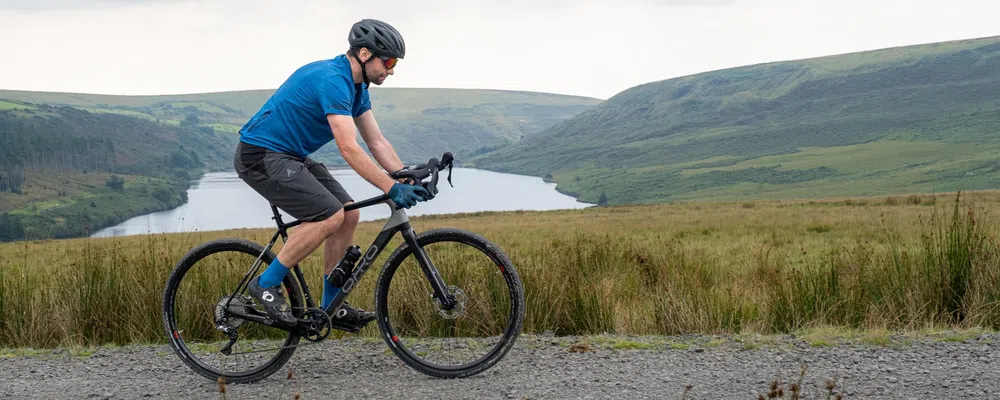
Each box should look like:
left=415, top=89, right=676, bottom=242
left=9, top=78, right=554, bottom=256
left=270, top=204, right=284, bottom=225
left=271, top=204, right=289, bottom=240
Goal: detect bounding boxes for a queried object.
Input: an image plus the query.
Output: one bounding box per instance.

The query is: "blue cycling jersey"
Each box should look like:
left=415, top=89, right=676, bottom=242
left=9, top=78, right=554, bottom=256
left=238, top=54, right=371, bottom=158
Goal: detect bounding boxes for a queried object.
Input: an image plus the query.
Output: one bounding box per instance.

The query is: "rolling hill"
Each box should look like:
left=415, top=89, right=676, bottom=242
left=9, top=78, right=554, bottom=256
left=0, top=103, right=239, bottom=240
left=0, top=87, right=599, bottom=241
left=471, top=36, right=1000, bottom=205
left=0, top=87, right=600, bottom=165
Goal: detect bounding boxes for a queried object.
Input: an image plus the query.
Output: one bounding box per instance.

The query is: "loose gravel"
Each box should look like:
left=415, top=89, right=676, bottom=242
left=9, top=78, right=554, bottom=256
left=2, top=333, right=999, bottom=399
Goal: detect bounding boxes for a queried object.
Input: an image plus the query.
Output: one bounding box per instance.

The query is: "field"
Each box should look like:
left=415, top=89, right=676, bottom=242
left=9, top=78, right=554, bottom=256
left=0, top=100, right=35, bottom=111
left=1, top=190, right=998, bottom=348
left=0, top=171, right=112, bottom=213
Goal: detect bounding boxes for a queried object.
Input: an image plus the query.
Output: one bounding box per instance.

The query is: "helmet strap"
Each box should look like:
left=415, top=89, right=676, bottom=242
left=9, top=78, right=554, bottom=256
left=350, top=48, right=372, bottom=89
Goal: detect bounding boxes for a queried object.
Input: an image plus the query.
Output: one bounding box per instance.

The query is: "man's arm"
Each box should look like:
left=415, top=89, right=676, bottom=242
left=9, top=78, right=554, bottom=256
left=354, top=110, right=405, bottom=173
left=328, top=114, right=396, bottom=194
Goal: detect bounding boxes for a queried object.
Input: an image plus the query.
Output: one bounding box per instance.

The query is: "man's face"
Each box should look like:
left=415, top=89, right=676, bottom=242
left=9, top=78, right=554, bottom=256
left=365, top=53, right=396, bottom=85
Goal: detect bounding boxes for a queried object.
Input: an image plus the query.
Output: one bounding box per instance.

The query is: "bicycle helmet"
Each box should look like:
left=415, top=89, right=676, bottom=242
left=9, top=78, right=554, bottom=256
left=349, top=19, right=405, bottom=59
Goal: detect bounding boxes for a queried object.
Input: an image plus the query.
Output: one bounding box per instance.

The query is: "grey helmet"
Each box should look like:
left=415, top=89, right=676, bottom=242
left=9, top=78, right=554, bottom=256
left=348, top=19, right=405, bottom=59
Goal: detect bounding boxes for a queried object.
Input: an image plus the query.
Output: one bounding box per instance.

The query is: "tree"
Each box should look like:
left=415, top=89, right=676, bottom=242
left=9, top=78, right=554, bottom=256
left=188, top=149, right=203, bottom=167
left=0, top=213, right=25, bottom=242
left=598, top=192, right=609, bottom=207
left=181, top=113, right=200, bottom=127
left=3, top=168, right=25, bottom=193
left=152, top=187, right=174, bottom=203
left=106, top=174, right=125, bottom=191
left=170, top=150, right=197, bottom=169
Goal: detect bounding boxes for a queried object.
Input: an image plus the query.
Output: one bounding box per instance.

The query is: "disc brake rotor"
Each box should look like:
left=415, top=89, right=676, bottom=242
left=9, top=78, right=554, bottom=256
left=433, top=285, right=468, bottom=319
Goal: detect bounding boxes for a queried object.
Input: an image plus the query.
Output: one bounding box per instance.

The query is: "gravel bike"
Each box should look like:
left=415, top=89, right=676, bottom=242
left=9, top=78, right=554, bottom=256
left=161, top=153, right=525, bottom=383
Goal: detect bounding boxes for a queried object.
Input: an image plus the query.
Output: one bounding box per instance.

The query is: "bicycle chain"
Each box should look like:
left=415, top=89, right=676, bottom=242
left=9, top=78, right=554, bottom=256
left=216, top=339, right=323, bottom=356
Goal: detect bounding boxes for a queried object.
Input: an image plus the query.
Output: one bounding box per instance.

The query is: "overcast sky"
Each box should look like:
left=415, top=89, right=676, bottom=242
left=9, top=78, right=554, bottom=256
left=1, top=0, right=998, bottom=99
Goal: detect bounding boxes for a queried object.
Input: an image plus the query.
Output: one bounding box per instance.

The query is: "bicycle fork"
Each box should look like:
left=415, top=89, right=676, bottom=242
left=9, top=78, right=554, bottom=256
left=400, top=228, right=458, bottom=311
left=325, top=207, right=458, bottom=315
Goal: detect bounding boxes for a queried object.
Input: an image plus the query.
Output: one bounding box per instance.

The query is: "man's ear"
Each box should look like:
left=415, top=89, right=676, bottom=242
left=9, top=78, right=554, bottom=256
left=359, top=47, right=372, bottom=62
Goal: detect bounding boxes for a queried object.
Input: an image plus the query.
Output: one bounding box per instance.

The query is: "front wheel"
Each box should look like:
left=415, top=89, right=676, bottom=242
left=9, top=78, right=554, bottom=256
left=374, top=228, right=525, bottom=378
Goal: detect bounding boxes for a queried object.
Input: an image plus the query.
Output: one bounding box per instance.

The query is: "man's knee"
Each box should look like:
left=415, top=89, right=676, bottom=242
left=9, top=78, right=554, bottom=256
left=316, top=209, right=345, bottom=236
left=342, top=203, right=360, bottom=228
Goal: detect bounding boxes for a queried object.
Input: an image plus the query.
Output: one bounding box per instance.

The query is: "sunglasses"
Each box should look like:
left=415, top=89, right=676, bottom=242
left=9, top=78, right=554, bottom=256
left=379, top=56, right=398, bottom=69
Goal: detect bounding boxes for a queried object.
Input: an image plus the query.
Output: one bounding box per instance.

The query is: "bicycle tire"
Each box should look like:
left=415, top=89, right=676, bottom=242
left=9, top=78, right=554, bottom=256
left=374, top=228, right=525, bottom=378
left=162, top=238, right=302, bottom=384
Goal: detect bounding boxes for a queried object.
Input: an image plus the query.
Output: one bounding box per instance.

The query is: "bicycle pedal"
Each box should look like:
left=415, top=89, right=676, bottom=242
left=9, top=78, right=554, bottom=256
left=328, top=320, right=363, bottom=334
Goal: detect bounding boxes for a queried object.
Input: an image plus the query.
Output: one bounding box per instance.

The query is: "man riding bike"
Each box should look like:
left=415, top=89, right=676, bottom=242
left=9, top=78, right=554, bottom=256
left=233, top=19, right=429, bottom=329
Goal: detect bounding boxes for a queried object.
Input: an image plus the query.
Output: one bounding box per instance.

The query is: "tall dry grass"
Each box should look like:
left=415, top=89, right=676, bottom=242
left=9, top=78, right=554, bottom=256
left=2, top=191, right=999, bottom=348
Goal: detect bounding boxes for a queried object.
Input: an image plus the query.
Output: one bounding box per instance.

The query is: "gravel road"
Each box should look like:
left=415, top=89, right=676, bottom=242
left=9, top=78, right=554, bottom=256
left=2, top=333, right=998, bottom=399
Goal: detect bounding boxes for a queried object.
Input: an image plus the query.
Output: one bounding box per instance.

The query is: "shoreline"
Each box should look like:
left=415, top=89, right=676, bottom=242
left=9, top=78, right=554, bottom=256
left=87, top=167, right=593, bottom=239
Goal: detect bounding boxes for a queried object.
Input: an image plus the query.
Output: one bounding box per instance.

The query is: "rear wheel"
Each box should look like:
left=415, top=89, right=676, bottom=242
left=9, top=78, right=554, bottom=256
left=162, top=238, right=302, bottom=383
left=375, top=228, right=525, bottom=378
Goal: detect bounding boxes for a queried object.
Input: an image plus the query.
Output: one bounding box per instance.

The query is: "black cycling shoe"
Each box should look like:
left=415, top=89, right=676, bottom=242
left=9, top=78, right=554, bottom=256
left=247, top=277, right=297, bottom=325
left=330, top=302, right=376, bottom=330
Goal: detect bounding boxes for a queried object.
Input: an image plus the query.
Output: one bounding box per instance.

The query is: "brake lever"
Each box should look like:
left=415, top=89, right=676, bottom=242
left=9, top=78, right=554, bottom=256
left=440, top=152, right=454, bottom=188
left=446, top=162, right=453, bottom=187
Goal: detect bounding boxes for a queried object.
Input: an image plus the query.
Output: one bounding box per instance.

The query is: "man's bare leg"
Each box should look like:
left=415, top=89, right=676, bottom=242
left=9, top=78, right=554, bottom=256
left=273, top=210, right=345, bottom=268
left=321, top=205, right=360, bottom=310
left=323, top=204, right=361, bottom=276
left=247, top=209, right=344, bottom=324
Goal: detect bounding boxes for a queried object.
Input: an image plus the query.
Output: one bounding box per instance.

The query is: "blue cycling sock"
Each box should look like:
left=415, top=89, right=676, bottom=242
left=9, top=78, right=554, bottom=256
left=258, top=258, right=289, bottom=289
left=322, top=274, right=341, bottom=310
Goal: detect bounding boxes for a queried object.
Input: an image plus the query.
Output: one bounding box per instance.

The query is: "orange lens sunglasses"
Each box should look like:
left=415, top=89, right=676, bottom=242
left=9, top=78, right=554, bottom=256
left=380, top=56, right=398, bottom=69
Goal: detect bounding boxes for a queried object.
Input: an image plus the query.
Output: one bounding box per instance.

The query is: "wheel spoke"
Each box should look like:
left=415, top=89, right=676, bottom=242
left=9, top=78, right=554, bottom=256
left=163, top=239, right=302, bottom=383
left=376, top=229, right=524, bottom=378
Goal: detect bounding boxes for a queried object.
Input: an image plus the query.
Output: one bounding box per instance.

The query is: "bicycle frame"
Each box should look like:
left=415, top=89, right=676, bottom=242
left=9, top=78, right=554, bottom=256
left=224, top=195, right=456, bottom=331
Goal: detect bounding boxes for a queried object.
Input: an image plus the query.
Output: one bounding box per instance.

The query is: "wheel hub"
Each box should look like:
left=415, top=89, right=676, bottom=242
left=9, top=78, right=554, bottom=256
left=215, top=295, right=253, bottom=329
left=433, top=285, right=468, bottom=319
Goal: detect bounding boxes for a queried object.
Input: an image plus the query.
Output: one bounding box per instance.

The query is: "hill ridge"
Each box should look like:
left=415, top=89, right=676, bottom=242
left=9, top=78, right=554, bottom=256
left=472, top=35, right=1000, bottom=205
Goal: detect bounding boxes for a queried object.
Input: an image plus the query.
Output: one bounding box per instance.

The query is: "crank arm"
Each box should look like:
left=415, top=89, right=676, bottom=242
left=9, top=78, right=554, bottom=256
left=328, top=320, right=363, bottom=334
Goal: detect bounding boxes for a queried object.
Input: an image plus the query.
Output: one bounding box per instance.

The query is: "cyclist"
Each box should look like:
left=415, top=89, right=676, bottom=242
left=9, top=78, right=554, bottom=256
left=233, top=19, right=429, bottom=328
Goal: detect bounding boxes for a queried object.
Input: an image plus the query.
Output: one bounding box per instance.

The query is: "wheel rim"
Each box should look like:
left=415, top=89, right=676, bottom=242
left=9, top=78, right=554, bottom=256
left=165, top=243, right=300, bottom=380
left=379, top=237, right=520, bottom=372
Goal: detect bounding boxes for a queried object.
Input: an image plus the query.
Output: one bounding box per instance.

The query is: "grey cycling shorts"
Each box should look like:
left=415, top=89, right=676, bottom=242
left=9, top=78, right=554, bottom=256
left=234, top=141, right=353, bottom=222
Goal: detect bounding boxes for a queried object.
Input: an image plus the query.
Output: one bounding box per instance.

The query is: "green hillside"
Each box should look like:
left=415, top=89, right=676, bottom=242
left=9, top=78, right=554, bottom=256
left=0, top=105, right=238, bottom=240
left=0, top=87, right=600, bottom=165
left=0, top=87, right=597, bottom=241
left=472, top=36, right=1000, bottom=205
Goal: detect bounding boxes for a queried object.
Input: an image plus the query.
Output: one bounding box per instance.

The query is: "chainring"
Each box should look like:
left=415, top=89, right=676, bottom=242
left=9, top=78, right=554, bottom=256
left=302, top=308, right=332, bottom=342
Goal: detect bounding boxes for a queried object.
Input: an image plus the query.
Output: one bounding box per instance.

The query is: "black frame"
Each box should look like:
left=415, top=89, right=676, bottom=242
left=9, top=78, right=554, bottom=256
left=222, top=194, right=456, bottom=332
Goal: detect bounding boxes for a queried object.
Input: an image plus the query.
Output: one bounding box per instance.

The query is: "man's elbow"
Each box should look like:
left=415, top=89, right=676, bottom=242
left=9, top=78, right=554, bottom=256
left=336, top=141, right=364, bottom=159
left=369, top=138, right=392, bottom=153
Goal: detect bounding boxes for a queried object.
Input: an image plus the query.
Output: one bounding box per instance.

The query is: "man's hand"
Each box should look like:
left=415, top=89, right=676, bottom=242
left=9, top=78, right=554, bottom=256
left=387, top=182, right=429, bottom=208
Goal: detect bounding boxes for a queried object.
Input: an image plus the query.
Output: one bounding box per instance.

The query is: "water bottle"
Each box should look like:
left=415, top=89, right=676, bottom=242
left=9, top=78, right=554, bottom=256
left=327, top=245, right=362, bottom=288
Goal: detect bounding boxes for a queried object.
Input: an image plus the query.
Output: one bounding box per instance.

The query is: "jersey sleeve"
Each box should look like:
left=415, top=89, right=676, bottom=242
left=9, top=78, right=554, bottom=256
left=352, top=88, right=372, bottom=117
left=318, top=76, right=355, bottom=116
